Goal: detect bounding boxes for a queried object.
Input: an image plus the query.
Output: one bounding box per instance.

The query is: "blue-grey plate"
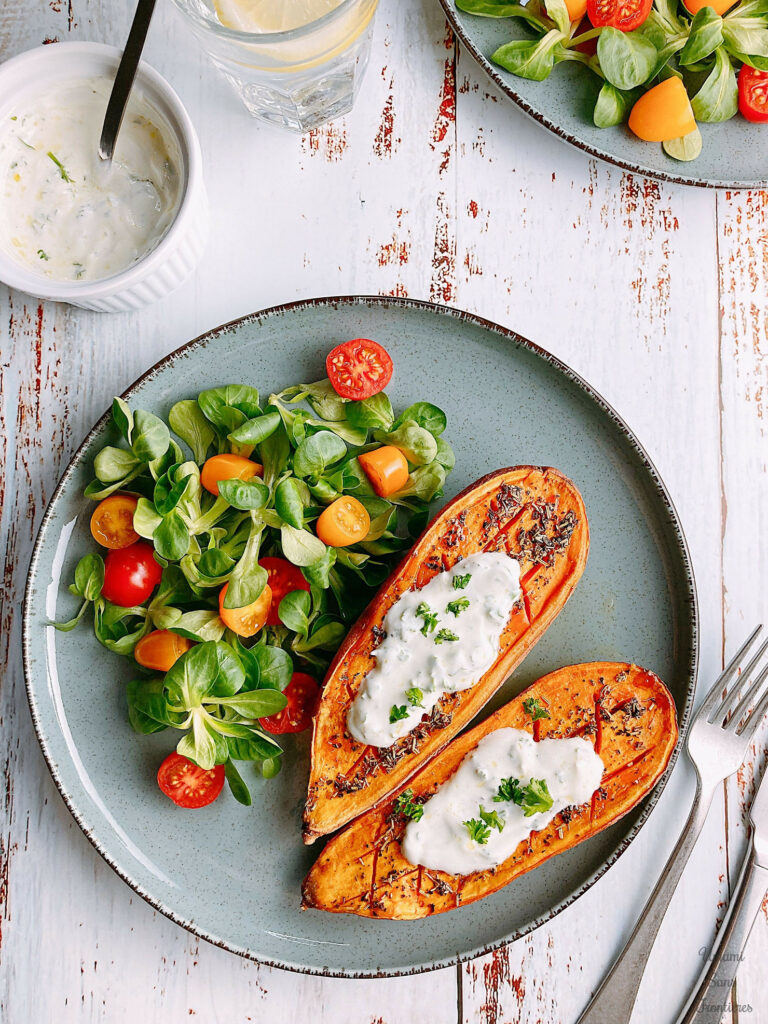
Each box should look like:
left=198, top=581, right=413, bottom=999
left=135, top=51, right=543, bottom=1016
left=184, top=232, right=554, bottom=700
left=23, top=296, right=697, bottom=977
left=440, top=0, right=768, bottom=189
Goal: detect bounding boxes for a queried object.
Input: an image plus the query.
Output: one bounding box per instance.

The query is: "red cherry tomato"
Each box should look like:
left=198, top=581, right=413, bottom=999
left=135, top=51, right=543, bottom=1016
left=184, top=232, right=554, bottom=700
left=157, top=752, right=225, bottom=808
left=260, top=672, right=320, bottom=734
left=259, top=556, right=311, bottom=626
left=738, top=64, right=768, bottom=123
left=326, top=338, right=394, bottom=400
left=587, top=0, right=651, bottom=30
left=101, top=541, right=162, bottom=607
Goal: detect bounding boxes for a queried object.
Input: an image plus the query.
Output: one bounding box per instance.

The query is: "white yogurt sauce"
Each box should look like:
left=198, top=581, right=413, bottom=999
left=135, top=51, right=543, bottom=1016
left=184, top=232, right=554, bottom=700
left=0, top=78, right=182, bottom=282
left=347, top=552, right=522, bottom=749
left=402, top=728, right=604, bottom=876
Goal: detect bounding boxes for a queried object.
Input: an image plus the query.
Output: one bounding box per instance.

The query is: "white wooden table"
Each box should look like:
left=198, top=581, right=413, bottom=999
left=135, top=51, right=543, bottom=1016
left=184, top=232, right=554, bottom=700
left=2, top=1, right=767, bottom=1021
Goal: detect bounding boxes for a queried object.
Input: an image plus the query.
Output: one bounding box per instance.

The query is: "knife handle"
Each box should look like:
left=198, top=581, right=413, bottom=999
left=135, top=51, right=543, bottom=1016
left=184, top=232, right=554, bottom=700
left=677, top=847, right=768, bottom=1024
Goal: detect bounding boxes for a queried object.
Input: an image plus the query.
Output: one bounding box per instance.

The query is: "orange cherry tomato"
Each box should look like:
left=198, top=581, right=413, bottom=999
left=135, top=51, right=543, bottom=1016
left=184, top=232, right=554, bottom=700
left=157, top=753, right=225, bottom=808
left=587, top=0, right=651, bottom=30
left=628, top=78, right=696, bottom=142
left=683, top=0, right=734, bottom=13
left=565, top=0, right=588, bottom=20
left=90, top=493, right=140, bottom=549
left=218, top=582, right=272, bottom=637
left=357, top=446, right=410, bottom=498
left=134, top=630, right=192, bottom=673
left=315, top=496, right=370, bottom=547
left=259, top=557, right=311, bottom=626
left=738, top=64, right=768, bottom=123
left=259, top=672, right=320, bottom=734
left=201, top=454, right=264, bottom=496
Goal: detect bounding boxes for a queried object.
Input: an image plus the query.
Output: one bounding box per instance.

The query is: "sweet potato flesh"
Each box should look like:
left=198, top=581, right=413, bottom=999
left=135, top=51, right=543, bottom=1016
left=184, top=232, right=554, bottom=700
left=303, top=466, right=589, bottom=843
left=302, top=663, right=678, bottom=919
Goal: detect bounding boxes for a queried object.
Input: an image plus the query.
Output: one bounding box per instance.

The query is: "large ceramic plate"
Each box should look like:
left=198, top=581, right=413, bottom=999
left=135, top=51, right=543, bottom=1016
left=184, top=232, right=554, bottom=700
left=440, top=0, right=768, bottom=189
left=23, top=296, right=697, bottom=977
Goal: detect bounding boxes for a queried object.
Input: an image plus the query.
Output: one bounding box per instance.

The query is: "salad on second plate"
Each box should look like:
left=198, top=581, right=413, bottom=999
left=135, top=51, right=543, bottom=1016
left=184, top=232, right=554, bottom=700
left=458, top=0, right=768, bottom=162
left=54, top=338, right=454, bottom=810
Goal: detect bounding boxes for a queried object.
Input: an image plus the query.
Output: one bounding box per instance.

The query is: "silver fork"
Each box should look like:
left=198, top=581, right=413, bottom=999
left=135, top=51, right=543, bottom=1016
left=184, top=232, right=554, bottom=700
left=577, top=625, right=768, bottom=1024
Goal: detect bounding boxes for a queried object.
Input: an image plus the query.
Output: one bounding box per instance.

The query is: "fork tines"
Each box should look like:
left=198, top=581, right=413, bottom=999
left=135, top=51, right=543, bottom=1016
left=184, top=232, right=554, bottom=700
left=704, top=625, right=768, bottom=735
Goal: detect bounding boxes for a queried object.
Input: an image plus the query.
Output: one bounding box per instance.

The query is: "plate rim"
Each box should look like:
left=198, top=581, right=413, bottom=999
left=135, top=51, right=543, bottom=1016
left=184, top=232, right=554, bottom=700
left=22, top=293, right=699, bottom=978
left=438, top=0, right=767, bottom=191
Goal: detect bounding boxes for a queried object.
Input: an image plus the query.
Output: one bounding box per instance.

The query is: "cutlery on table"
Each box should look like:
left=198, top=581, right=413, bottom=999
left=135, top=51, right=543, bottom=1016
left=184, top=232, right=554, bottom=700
left=99, top=0, right=157, bottom=163
left=576, top=625, right=768, bottom=1024
left=675, top=756, right=768, bottom=1024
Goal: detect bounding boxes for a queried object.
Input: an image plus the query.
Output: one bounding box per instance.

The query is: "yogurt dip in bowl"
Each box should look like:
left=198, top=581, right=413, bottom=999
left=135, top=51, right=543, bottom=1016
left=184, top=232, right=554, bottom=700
left=0, top=43, right=207, bottom=311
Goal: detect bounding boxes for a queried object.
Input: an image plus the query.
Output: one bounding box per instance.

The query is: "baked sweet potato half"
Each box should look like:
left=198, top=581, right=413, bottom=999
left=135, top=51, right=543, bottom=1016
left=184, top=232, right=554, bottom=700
left=302, top=662, right=678, bottom=919
left=303, top=466, right=589, bottom=843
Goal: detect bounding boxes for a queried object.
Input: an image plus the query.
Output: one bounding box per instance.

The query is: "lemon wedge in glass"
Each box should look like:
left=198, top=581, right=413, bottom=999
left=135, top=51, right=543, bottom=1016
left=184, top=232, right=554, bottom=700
left=213, top=0, right=343, bottom=32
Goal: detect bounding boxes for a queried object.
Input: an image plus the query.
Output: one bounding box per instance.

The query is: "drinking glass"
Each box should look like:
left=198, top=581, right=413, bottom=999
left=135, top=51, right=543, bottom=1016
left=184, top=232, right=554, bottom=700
left=169, top=0, right=379, bottom=131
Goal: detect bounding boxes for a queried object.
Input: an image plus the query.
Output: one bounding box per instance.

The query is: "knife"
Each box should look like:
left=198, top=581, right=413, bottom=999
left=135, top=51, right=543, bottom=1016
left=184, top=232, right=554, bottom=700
left=676, top=765, right=768, bottom=1024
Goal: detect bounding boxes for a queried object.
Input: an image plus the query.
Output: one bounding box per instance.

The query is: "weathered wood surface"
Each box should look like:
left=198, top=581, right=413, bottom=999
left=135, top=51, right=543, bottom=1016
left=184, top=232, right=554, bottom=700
left=1, top=0, right=766, bottom=1021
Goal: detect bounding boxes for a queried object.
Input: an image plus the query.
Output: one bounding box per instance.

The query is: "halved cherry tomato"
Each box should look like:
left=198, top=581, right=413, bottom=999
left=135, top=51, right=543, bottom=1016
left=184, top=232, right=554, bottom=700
left=358, top=446, right=409, bottom=497
left=566, top=0, right=588, bottom=20
left=90, top=493, right=139, bottom=549
left=683, top=0, right=734, bottom=13
left=218, top=581, right=272, bottom=637
left=628, top=77, right=696, bottom=141
left=259, top=556, right=311, bottom=626
left=102, top=541, right=162, bottom=607
left=135, top=630, right=192, bottom=672
left=201, top=454, right=264, bottom=496
left=326, top=339, right=394, bottom=400
left=587, top=0, right=651, bottom=31
left=316, top=495, right=370, bottom=547
left=157, top=752, right=225, bottom=808
left=260, top=672, right=320, bottom=734
left=738, top=64, right=768, bottom=123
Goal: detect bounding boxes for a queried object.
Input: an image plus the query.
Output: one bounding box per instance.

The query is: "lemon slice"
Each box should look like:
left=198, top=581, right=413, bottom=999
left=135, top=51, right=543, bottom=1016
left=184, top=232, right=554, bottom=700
left=213, top=0, right=342, bottom=32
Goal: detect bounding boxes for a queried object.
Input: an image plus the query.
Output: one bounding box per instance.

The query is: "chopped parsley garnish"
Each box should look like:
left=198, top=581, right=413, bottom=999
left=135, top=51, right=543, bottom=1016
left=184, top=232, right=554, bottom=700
left=416, top=601, right=438, bottom=636
left=406, top=687, right=424, bottom=708
left=446, top=597, right=470, bottom=616
left=523, top=696, right=551, bottom=722
left=393, top=787, right=424, bottom=821
left=389, top=704, right=409, bottom=723
left=47, top=151, right=73, bottom=182
left=521, top=778, right=553, bottom=817
left=37, top=249, right=49, bottom=261
left=492, top=776, right=553, bottom=817
left=464, top=817, right=492, bottom=844
left=479, top=806, right=505, bottom=833
left=493, top=776, right=525, bottom=804
left=434, top=628, right=459, bottom=644
left=453, top=573, right=472, bottom=590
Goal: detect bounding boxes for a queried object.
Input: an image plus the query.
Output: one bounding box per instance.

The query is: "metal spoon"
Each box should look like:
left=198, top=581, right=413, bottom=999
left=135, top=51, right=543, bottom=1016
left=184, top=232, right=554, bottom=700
left=99, top=0, right=158, bottom=163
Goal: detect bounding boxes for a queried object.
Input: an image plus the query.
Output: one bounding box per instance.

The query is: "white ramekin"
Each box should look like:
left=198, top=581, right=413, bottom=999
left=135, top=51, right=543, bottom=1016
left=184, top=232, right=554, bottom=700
left=0, top=42, right=208, bottom=313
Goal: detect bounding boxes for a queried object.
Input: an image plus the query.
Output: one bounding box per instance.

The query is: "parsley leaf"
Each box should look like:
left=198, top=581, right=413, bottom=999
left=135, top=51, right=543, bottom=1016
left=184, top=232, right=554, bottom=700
left=434, top=628, right=459, bottom=644
left=446, top=597, right=470, bottom=616
left=416, top=601, right=439, bottom=636
left=453, top=573, right=472, bottom=590
left=389, top=704, right=409, bottom=723
left=406, top=686, right=424, bottom=707
left=493, top=776, right=525, bottom=804
left=521, top=778, right=553, bottom=817
left=393, top=787, right=424, bottom=821
left=37, top=249, right=49, bottom=261
left=464, top=817, right=492, bottom=844
left=523, top=696, right=551, bottom=722
left=479, top=805, right=505, bottom=833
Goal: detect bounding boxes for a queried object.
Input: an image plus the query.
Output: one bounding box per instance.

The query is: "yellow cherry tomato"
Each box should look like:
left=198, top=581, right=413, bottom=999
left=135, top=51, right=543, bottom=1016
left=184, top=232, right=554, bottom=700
left=565, top=0, right=588, bottom=19
left=683, top=0, right=734, bottom=14
left=134, top=630, right=192, bottom=673
left=90, top=493, right=140, bottom=550
left=316, top=496, right=370, bottom=547
left=629, top=78, right=696, bottom=142
left=201, top=454, right=263, bottom=496
left=357, top=446, right=410, bottom=498
left=218, top=582, right=272, bottom=638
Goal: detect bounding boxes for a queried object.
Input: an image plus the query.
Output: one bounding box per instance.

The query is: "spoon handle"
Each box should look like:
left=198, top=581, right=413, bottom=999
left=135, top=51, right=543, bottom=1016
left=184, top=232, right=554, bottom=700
left=99, top=0, right=158, bottom=163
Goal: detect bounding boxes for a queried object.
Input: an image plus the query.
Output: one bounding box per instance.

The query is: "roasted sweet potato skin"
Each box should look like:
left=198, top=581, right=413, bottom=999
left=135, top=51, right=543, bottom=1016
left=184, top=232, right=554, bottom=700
left=302, top=663, right=678, bottom=919
left=303, top=466, right=589, bottom=843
